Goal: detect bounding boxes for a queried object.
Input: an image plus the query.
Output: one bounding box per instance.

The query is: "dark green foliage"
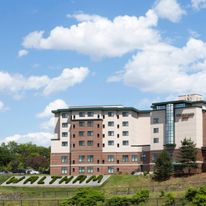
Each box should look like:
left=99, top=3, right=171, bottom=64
left=104, top=190, right=149, bottom=206
left=153, top=150, right=173, bottom=181
left=61, top=189, right=105, bottom=206
left=104, top=196, right=131, bottom=206
left=72, top=175, right=87, bottom=184
left=59, top=176, right=73, bottom=184
left=0, top=141, right=50, bottom=173
left=49, top=176, right=62, bottom=184
left=85, top=175, right=104, bottom=184
left=185, top=186, right=206, bottom=206
left=178, top=138, right=198, bottom=175
left=164, top=193, right=175, bottom=206
left=37, top=176, right=47, bottom=184
left=6, top=176, right=25, bottom=184
left=23, top=176, right=39, bottom=184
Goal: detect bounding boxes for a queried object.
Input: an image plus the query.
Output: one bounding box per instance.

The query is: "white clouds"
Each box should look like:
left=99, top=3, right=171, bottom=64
left=18, top=49, right=29, bottom=57
left=191, top=0, right=206, bottom=10
left=0, top=67, right=89, bottom=97
left=0, top=101, right=8, bottom=111
left=113, top=38, right=206, bottom=94
left=37, top=99, right=68, bottom=130
left=43, top=67, right=89, bottom=95
left=22, top=10, right=159, bottom=59
left=154, top=0, right=186, bottom=23
left=1, top=132, right=52, bottom=147
left=37, top=99, right=68, bottom=118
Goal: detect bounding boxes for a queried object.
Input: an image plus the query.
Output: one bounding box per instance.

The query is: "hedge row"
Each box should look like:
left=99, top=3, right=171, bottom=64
left=5, top=175, right=105, bottom=185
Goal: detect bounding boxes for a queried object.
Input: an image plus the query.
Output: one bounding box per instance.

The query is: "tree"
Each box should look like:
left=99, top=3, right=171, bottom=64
left=153, top=150, right=173, bottom=181
left=178, top=138, right=197, bottom=175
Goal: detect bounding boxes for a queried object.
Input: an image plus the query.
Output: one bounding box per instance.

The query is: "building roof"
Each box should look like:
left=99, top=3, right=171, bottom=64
left=52, top=105, right=151, bottom=114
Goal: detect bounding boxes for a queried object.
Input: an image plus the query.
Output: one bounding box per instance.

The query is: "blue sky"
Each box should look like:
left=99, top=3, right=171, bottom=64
left=1, top=0, right=206, bottom=146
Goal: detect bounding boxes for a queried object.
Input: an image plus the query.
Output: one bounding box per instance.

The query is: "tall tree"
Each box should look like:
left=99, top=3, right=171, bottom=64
left=178, top=138, right=197, bottom=175
left=153, top=150, right=173, bottom=181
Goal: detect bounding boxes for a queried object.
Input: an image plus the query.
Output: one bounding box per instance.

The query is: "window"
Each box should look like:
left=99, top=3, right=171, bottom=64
left=131, top=155, right=138, bottom=162
left=79, top=131, right=84, bottom=136
left=122, top=121, right=129, bottom=126
left=87, top=112, right=94, bottom=117
left=79, top=155, right=85, bottom=162
left=79, top=112, right=85, bottom=117
left=152, top=153, right=158, bottom=162
left=61, top=167, right=67, bottom=174
left=122, top=112, right=129, bottom=117
left=87, top=167, right=94, bottom=173
left=79, top=167, right=85, bottom=173
left=122, top=140, right=129, bottom=146
left=108, top=140, right=114, bottom=146
left=122, top=131, right=129, bottom=136
left=141, top=153, right=147, bottom=161
left=153, top=128, right=159, bottom=133
left=97, top=124, right=100, bottom=128
left=79, top=141, right=85, bottom=146
left=108, top=166, right=114, bottom=174
left=153, top=138, right=159, bottom=143
left=62, top=113, right=68, bottom=118
left=73, top=134, right=75, bottom=138
left=73, top=124, right=75, bottom=129
left=108, top=155, right=114, bottom=162
left=62, top=141, right=68, bottom=147
left=108, top=112, right=114, bottom=117
left=117, top=143, right=119, bottom=147
left=87, top=155, right=94, bottom=162
left=87, top=131, right=94, bottom=136
left=62, top=123, right=68, bottom=128
left=79, top=121, right=85, bottom=127
left=73, top=144, right=75, bottom=148
left=108, top=121, right=114, bottom=126
left=87, top=120, right=93, bottom=127
left=175, top=103, right=186, bottom=108
left=153, top=118, right=159, bottom=124
left=122, top=155, right=129, bottom=162
left=62, top=132, right=68, bottom=137
left=73, top=115, right=76, bottom=119
left=117, top=124, right=119, bottom=128
left=156, top=105, right=166, bottom=110
left=108, top=131, right=114, bottom=136
left=87, top=140, right=93, bottom=146
left=61, top=156, right=68, bottom=163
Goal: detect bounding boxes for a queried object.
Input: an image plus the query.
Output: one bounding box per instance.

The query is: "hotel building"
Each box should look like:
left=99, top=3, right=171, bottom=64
left=50, top=94, right=206, bottom=175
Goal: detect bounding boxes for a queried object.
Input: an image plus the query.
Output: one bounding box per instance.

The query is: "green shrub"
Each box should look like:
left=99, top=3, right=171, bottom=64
left=164, top=193, right=175, bottom=206
left=23, top=176, right=39, bottom=184
left=104, top=196, right=131, bottom=206
left=185, top=188, right=198, bottom=201
left=6, top=176, right=25, bottom=184
left=185, top=186, right=206, bottom=206
left=37, top=176, right=47, bottom=184
left=85, top=175, right=103, bottom=184
left=49, top=176, right=62, bottom=184
left=59, top=176, right=73, bottom=184
left=72, top=175, right=87, bottom=184
left=131, top=190, right=149, bottom=204
left=105, top=190, right=149, bottom=206
left=61, top=189, right=104, bottom=206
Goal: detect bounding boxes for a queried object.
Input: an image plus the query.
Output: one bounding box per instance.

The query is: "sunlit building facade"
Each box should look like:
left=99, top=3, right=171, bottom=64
left=50, top=94, right=206, bottom=175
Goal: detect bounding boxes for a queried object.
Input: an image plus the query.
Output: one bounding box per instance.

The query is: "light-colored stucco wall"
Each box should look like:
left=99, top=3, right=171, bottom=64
left=150, top=110, right=165, bottom=150
left=175, top=107, right=203, bottom=148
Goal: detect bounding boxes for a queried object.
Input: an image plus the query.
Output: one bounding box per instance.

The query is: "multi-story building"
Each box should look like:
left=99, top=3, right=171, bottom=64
left=50, top=94, right=206, bottom=175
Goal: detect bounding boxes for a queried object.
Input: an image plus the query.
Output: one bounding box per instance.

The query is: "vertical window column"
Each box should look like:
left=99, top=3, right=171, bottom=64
left=165, top=104, right=174, bottom=144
